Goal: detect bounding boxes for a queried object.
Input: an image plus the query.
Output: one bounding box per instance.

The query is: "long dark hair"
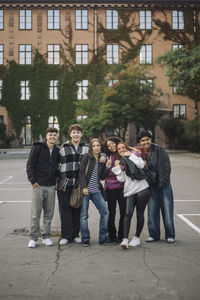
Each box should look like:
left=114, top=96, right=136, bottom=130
left=103, top=136, right=123, bottom=158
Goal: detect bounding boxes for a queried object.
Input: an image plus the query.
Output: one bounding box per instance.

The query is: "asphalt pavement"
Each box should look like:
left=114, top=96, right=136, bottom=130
left=0, top=151, right=200, bottom=300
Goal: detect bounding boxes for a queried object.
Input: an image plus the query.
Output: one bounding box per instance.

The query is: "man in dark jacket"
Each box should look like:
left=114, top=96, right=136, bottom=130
left=138, top=131, right=175, bottom=243
left=27, top=127, right=60, bottom=248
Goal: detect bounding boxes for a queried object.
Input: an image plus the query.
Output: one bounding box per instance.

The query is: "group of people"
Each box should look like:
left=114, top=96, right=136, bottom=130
left=26, top=123, right=175, bottom=249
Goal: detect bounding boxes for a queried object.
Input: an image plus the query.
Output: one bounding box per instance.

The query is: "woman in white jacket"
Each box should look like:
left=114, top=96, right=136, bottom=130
left=111, top=142, right=150, bottom=249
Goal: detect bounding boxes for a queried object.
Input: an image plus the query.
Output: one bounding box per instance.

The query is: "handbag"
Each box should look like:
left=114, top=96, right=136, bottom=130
left=69, top=158, right=90, bottom=208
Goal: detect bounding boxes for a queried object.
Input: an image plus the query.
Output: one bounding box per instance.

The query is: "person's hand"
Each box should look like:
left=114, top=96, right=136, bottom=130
left=32, top=182, right=40, bottom=189
left=120, top=165, right=125, bottom=171
left=99, top=156, right=106, bottom=163
left=115, top=160, right=120, bottom=166
left=106, top=158, right=112, bottom=168
left=120, top=151, right=131, bottom=157
left=83, top=188, right=89, bottom=195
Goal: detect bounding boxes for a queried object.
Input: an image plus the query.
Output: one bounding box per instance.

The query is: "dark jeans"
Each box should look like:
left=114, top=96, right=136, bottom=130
left=148, top=183, right=175, bottom=240
left=123, top=188, right=150, bottom=239
left=107, top=188, right=126, bottom=240
left=57, top=188, right=80, bottom=241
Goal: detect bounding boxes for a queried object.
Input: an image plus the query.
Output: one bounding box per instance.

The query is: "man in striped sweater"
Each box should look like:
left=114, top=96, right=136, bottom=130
left=57, top=124, right=89, bottom=245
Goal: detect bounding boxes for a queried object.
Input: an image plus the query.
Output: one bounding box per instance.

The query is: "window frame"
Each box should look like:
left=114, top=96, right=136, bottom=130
left=106, top=44, right=119, bottom=65
left=173, top=104, right=186, bottom=119
left=0, top=44, right=4, bottom=65
left=0, top=10, right=4, bottom=30
left=19, top=44, right=32, bottom=65
left=19, top=9, right=32, bottom=30
left=47, top=44, right=60, bottom=65
left=140, top=44, right=152, bottom=64
left=49, top=80, right=58, bottom=100
left=47, top=9, right=60, bottom=30
left=20, top=80, right=30, bottom=100
left=172, top=10, right=184, bottom=30
left=77, top=80, right=88, bottom=100
left=139, top=10, right=152, bottom=30
left=75, top=10, right=88, bottom=30
left=106, top=10, right=118, bottom=30
left=75, top=44, right=88, bottom=65
left=0, top=79, right=2, bottom=99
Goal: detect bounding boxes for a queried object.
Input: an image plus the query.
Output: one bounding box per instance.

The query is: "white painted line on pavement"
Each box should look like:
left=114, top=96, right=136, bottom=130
left=177, top=214, right=200, bottom=234
left=0, top=201, right=31, bottom=203
left=0, top=189, right=31, bottom=191
left=175, top=200, right=200, bottom=202
left=0, top=176, right=13, bottom=184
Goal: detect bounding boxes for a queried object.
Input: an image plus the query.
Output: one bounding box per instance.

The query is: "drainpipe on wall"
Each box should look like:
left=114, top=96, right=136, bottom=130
left=193, top=8, right=198, bottom=119
left=94, top=9, right=98, bottom=55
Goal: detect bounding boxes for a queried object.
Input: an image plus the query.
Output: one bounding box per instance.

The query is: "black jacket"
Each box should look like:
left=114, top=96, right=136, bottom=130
left=27, top=142, right=60, bottom=186
left=78, top=152, right=109, bottom=191
left=146, top=143, right=171, bottom=187
left=120, top=156, right=146, bottom=181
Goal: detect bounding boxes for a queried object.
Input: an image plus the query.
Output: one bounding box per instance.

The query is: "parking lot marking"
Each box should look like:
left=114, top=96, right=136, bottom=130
left=175, top=200, right=200, bottom=202
left=0, top=176, right=13, bottom=184
left=177, top=214, right=200, bottom=234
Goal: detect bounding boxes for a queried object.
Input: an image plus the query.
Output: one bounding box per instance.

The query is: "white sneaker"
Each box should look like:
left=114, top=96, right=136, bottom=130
left=129, top=236, right=140, bottom=247
left=42, top=238, right=53, bottom=246
left=73, top=237, right=81, bottom=244
left=28, top=240, right=37, bottom=248
left=120, top=238, right=129, bottom=249
left=59, top=238, right=68, bottom=246
left=167, top=238, right=175, bottom=243
left=146, top=237, right=155, bottom=242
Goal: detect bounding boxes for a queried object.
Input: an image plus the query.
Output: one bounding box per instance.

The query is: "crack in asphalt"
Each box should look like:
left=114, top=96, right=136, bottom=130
left=142, top=247, right=160, bottom=288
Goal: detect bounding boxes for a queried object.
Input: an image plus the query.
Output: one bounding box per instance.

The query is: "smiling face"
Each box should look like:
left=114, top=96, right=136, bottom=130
left=70, top=130, right=82, bottom=145
left=107, top=140, right=117, bottom=153
left=92, top=141, right=101, bottom=156
left=140, top=136, right=152, bottom=150
left=46, top=131, right=58, bottom=147
left=117, top=143, right=128, bottom=156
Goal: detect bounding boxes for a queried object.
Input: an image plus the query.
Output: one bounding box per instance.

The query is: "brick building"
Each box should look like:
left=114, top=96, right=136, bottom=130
left=0, top=0, right=200, bottom=147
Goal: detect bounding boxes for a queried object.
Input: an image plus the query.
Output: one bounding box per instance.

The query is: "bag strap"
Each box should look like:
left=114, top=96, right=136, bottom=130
left=85, top=157, right=90, bottom=176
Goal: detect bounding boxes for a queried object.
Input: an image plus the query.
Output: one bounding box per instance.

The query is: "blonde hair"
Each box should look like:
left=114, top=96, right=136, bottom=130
left=89, top=138, right=102, bottom=153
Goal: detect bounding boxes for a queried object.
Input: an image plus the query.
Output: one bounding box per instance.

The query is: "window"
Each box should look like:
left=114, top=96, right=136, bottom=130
left=172, top=10, right=184, bottom=30
left=106, top=10, right=118, bottom=29
left=173, top=104, right=186, bottom=119
left=172, top=44, right=183, bottom=50
left=106, top=44, right=119, bottom=64
left=19, top=10, right=32, bottom=30
left=0, top=115, right=4, bottom=123
left=77, top=80, right=88, bottom=100
left=20, top=81, right=30, bottom=100
left=173, top=80, right=184, bottom=94
left=106, top=128, right=120, bottom=136
left=140, top=79, right=153, bottom=92
left=140, top=45, right=152, bottom=64
left=20, top=116, right=32, bottom=145
left=48, top=116, right=59, bottom=130
left=0, top=10, right=3, bottom=30
left=19, top=45, right=32, bottom=64
left=139, top=11, right=152, bottom=30
left=77, top=115, right=87, bottom=121
left=76, top=44, right=88, bottom=64
left=49, top=80, right=58, bottom=100
left=0, top=45, right=3, bottom=65
left=75, top=10, right=88, bottom=30
left=47, top=10, right=60, bottom=30
left=0, top=80, right=2, bottom=99
left=108, top=79, right=118, bottom=87
left=47, top=45, right=60, bottom=64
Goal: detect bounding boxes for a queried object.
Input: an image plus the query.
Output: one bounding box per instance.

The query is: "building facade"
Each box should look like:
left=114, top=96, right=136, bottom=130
left=0, top=0, right=200, bottom=147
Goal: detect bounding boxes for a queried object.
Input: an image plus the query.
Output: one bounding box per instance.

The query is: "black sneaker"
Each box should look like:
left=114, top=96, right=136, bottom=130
left=82, top=240, right=90, bottom=247
left=99, top=238, right=112, bottom=245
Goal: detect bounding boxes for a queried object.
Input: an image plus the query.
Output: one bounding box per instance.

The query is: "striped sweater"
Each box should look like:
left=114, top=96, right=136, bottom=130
left=57, top=140, right=89, bottom=189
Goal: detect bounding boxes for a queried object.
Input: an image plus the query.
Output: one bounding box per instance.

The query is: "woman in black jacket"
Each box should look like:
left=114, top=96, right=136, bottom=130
left=78, top=138, right=110, bottom=246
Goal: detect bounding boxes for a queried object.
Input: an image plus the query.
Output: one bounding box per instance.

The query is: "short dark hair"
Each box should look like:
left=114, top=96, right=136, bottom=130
left=138, top=130, right=152, bottom=140
left=46, top=127, right=59, bottom=134
left=69, top=124, right=83, bottom=134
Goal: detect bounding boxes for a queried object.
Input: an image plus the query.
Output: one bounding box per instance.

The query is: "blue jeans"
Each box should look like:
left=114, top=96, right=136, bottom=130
left=80, top=192, right=109, bottom=243
left=148, top=183, right=175, bottom=240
